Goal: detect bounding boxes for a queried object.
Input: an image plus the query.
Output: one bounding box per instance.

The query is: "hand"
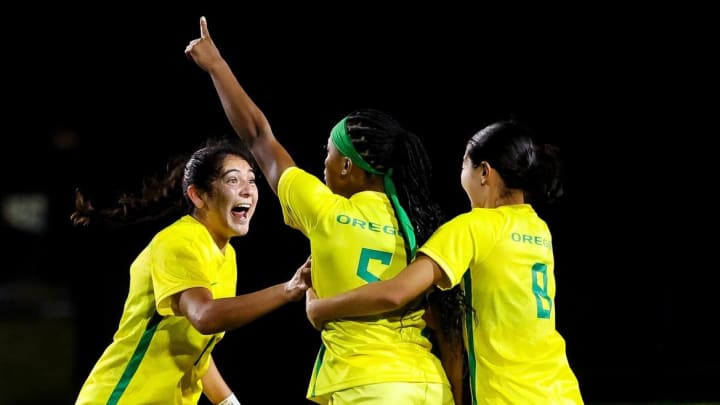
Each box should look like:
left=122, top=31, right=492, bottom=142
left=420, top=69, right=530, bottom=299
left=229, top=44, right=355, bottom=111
left=184, top=16, right=225, bottom=72
left=305, top=287, right=325, bottom=331
left=284, top=256, right=311, bottom=302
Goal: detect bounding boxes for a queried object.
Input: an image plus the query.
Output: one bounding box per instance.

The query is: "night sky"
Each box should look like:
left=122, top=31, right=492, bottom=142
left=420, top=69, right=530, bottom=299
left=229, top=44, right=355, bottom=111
left=2, top=5, right=713, bottom=404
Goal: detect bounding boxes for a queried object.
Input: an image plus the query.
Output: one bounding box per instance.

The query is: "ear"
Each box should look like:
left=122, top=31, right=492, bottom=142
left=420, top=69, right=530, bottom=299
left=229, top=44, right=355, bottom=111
left=479, top=161, right=491, bottom=177
left=341, top=158, right=352, bottom=175
left=186, top=185, right=205, bottom=209
left=479, top=161, right=491, bottom=185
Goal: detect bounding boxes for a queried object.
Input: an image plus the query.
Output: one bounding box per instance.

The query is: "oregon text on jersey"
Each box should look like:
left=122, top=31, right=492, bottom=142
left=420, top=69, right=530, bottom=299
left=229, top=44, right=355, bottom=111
left=511, top=232, right=552, bottom=248
left=336, top=214, right=398, bottom=235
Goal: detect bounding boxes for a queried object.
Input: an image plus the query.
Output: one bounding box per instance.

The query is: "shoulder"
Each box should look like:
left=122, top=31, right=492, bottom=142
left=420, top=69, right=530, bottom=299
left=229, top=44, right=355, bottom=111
left=446, top=208, right=506, bottom=228
left=278, top=166, right=339, bottom=208
left=152, top=216, right=207, bottom=248
left=279, top=166, right=316, bottom=189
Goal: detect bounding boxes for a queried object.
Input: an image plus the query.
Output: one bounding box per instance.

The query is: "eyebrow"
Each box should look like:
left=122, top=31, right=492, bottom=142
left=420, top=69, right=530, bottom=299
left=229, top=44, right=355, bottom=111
left=221, top=168, right=256, bottom=177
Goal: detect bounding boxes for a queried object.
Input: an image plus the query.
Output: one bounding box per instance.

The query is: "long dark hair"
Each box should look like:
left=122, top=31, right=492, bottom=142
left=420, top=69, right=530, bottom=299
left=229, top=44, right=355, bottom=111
left=71, top=137, right=255, bottom=227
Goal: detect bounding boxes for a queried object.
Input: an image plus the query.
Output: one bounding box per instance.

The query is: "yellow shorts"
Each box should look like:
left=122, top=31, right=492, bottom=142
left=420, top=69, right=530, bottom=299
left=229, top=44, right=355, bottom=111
left=329, top=382, right=454, bottom=405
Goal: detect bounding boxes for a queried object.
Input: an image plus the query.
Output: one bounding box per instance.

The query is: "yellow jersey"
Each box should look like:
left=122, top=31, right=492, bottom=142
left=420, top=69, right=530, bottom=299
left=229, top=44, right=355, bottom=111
left=278, top=167, right=450, bottom=404
left=420, top=204, right=583, bottom=405
left=75, top=215, right=237, bottom=405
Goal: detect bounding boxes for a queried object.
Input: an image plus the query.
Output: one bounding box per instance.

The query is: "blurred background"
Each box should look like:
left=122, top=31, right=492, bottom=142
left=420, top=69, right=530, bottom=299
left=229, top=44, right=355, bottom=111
left=1, top=4, right=714, bottom=405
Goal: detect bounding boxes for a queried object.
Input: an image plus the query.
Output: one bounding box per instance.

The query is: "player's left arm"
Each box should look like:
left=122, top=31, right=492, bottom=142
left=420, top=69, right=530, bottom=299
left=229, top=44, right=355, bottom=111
left=306, top=255, right=447, bottom=329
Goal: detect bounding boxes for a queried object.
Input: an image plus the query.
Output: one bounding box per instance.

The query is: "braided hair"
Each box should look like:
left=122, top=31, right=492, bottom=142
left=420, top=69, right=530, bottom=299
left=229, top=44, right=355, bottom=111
left=344, top=108, right=467, bottom=346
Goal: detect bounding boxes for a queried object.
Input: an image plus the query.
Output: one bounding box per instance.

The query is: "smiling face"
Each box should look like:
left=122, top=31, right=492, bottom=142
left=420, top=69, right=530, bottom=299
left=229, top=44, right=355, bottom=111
left=198, top=154, right=258, bottom=246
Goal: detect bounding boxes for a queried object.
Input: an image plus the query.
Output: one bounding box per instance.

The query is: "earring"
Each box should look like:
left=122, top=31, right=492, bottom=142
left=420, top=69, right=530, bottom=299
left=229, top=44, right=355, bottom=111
left=481, top=178, right=486, bottom=185
left=341, top=169, right=348, bottom=175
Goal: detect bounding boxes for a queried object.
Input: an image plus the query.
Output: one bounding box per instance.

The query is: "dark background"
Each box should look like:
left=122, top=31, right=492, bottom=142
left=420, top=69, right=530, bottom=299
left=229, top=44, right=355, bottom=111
left=1, top=4, right=714, bottom=404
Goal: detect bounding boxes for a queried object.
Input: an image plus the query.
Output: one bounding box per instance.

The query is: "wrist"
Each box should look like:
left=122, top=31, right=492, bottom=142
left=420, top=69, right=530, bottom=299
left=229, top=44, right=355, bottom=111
left=217, top=392, right=241, bottom=405
left=282, top=282, right=293, bottom=303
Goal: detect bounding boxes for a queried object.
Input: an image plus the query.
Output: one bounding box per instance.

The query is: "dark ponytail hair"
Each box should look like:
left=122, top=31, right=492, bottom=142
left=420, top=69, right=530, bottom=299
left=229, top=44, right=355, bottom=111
left=528, top=143, right=564, bottom=206
left=466, top=119, right=564, bottom=206
left=71, top=137, right=255, bottom=227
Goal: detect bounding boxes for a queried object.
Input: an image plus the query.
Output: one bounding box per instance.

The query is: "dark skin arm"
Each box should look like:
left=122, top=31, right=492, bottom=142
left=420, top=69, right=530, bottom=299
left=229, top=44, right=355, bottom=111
left=306, top=254, right=448, bottom=329
left=424, top=298, right=466, bottom=405
left=306, top=255, right=462, bottom=402
left=172, top=257, right=311, bottom=335
left=185, top=16, right=294, bottom=194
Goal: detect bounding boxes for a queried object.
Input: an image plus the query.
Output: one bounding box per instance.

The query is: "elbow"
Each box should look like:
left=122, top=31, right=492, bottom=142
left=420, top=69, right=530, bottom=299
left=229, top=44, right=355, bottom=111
left=187, top=307, right=223, bottom=335
left=232, top=110, right=270, bottom=144
left=382, top=290, right=412, bottom=310
left=235, top=127, right=258, bottom=147
left=193, top=322, right=223, bottom=335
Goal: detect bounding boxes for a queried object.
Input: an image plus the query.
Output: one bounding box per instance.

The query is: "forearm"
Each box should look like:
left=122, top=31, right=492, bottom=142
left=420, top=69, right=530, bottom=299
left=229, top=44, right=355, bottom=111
left=309, top=280, right=404, bottom=323
left=185, top=17, right=294, bottom=194
left=202, top=356, right=232, bottom=404
left=184, top=283, right=291, bottom=334
left=206, top=60, right=270, bottom=148
left=437, top=332, right=466, bottom=405
left=213, top=283, right=291, bottom=332
left=204, top=60, right=293, bottom=193
left=424, top=297, right=465, bottom=404
left=308, top=259, right=439, bottom=326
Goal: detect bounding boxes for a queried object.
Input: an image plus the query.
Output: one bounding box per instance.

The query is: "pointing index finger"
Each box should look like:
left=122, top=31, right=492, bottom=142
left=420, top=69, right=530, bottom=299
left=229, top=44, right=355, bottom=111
left=200, top=16, right=209, bottom=39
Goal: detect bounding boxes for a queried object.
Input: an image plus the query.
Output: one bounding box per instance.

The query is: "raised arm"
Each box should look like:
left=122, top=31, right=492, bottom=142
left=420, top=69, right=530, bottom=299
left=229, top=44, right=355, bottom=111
left=305, top=255, right=447, bottom=329
left=185, top=16, right=294, bottom=194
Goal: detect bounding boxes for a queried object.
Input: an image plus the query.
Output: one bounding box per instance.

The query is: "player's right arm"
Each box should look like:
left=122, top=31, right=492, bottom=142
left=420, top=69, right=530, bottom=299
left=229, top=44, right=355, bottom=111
left=185, top=16, right=294, bottom=194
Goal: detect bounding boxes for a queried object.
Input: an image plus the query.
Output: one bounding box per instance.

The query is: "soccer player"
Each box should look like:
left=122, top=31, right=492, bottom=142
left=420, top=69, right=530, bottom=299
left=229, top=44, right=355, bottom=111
left=185, top=16, right=465, bottom=405
left=307, top=120, right=585, bottom=404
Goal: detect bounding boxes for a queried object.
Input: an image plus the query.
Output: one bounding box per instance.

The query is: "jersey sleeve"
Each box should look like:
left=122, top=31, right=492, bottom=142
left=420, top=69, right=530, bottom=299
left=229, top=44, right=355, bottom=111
left=277, top=166, right=336, bottom=236
left=419, top=210, right=500, bottom=289
left=151, top=234, right=212, bottom=316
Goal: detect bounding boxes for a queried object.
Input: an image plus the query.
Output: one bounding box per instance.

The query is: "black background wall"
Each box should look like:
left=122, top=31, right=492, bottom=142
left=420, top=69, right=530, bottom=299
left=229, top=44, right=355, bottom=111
left=2, top=4, right=715, bottom=404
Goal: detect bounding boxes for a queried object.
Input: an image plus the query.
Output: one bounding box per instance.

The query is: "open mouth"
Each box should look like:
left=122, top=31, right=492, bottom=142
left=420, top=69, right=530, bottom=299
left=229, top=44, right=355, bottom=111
left=231, top=204, right=251, bottom=219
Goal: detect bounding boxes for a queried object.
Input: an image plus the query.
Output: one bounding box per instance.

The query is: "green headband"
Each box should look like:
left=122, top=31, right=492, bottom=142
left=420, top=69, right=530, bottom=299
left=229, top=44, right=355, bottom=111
left=330, top=117, right=417, bottom=259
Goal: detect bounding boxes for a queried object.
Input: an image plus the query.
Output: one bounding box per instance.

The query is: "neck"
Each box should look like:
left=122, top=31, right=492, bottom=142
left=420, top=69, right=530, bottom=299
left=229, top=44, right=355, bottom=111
left=494, top=189, right=525, bottom=207
left=348, top=174, right=385, bottom=196
left=365, top=174, right=385, bottom=193
left=475, top=188, right=525, bottom=209
left=191, top=212, right=228, bottom=253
